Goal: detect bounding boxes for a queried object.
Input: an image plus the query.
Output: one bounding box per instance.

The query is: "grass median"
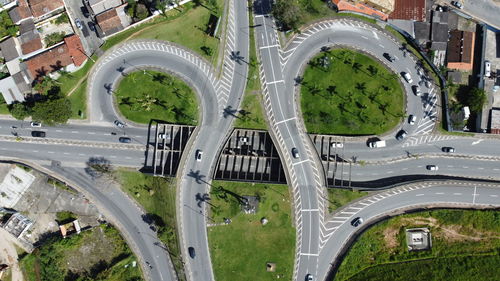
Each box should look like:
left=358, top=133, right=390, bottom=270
left=301, top=48, right=404, bottom=135
left=333, top=209, right=500, bottom=281
left=327, top=188, right=369, bottom=213
left=208, top=181, right=295, bottom=281
left=114, top=70, right=198, bottom=125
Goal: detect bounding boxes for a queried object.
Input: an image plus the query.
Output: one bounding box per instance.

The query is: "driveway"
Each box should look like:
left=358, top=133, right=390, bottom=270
left=0, top=228, right=23, bottom=281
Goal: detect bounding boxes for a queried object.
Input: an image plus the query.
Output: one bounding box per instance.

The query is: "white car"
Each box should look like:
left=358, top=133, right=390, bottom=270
left=402, top=72, right=413, bottom=83
left=158, top=133, right=169, bottom=139
left=412, top=85, right=421, bottom=96
left=30, top=121, right=42, bottom=127
left=426, top=165, right=438, bottom=171
left=408, top=115, right=417, bottom=125
left=331, top=142, right=343, bottom=148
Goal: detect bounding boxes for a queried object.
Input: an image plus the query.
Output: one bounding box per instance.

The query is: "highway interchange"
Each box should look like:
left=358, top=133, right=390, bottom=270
left=0, top=0, right=499, bottom=281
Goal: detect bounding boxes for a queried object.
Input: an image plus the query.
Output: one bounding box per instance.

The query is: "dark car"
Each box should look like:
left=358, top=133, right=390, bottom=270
left=396, top=130, right=408, bottom=141
left=442, top=147, right=455, bottom=153
left=80, top=6, right=90, bottom=17
left=291, top=147, right=299, bottom=159
left=451, top=1, right=463, bottom=9
left=383, top=52, right=394, bottom=62
left=119, top=137, right=131, bottom=143
left=351, top=217, right=363, bottom=227
left=88, top=21, right=95, bottom=32
left=31, top=131, right=46, bottom=138
left=188, top=247, right=196, bottom=259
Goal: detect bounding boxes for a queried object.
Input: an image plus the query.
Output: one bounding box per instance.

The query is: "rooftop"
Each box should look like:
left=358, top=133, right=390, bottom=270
left=3, top=212, right=33, bottom=238
left=8, top=4, right=33, bottom=24
left=490, top=108, right=500, bottom=134
left=28, top=0, right=64, bottom=18
left=405, top=227, right=432, bottom=251
left=64, top=34, right=86, bottom=67
left=389, top=0, right=425, bottom=22
left=25, top=43, right=73, bottom=80
left=0, top=76, right=25, bottom=104
left=0, top=37, right=20, bottom=62
left=95, top=7, right=124, bottom=36
left=447, top=30, right=475, bottom=70
left=0, top=165, right=35, bottom=208
left=18, top=29, right=42, bottom=55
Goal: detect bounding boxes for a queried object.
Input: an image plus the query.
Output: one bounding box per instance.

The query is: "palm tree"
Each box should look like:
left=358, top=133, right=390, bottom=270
left=355, top=82, right=366, bottom=92
left=309, top=84, right=322, bottom=96
left=352, top=62, right=362, bottom=73
left=367, top=65, right=378, bottom=76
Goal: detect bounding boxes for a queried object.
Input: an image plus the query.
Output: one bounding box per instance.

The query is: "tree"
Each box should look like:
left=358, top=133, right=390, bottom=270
left=0, top=10, right=19, bottom=37
left=9, top=103, right=30, bottom=120
left=271, top=0, right=302, bottom=31
left=31, top=98, right=72, bottom=125
left=465, top=87, right=486, bottom=113
left=135, top=3, right=149, bottom=20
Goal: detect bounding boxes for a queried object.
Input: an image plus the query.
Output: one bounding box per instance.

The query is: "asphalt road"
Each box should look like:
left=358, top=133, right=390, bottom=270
left=316, top=182, right=500, bottom=280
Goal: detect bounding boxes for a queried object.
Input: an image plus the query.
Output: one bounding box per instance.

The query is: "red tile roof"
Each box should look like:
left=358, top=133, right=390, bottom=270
left=20, top=36, right=42, bottom=54
left=64, top=35, right=87, bottom=67
left=447, top=30, right=475, bottom=71
left=28, top=0, right=64, bottom=18
left=95, top=8, right=123, bottom=35
left=389, top=0, right=426, bottom=21
left=25, top=44, right=73, bottom=80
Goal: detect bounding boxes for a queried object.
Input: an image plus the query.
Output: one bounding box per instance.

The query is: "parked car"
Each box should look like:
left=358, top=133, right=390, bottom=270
left=383, top=52, right=394, bottom=62
left=351, top=217, right=363, bottom=227
left=408, top=115, right=417, bottom=125
left=119, top=137, right=131, bottom=143
left=196, top=149, right=203, bottom=161
left=396, top=130, right=408, bottom=140
left=291, top=147, right=299, bottom=159
left=88, top=21, right=95, bottom=32
left=80, top=6, right=90, bottom=17
left=188, top=247, right=196, bottom=259
left=442, top=147, right=455, bottom=153
left=158, top=133, right=169, bottom=139
left=30, top=121, right=41, bottom=127
left=75, top=18, right=83, bottom=30
left=402, top=72, right=413, bottom=83
left=451, top=1, right=463, bottom=9
left=412, top=85, right=421, bottom=96
left=31, top=131, right=46, bottom=138
left=485, top=60, right=491, bottom=77
left=239, top=136, right=249, bottom=143
left=427, top=165, right=439, bottom=171
left=331, top=142, right=343, bottom=148
left=114, top=120, right=125, bottom=128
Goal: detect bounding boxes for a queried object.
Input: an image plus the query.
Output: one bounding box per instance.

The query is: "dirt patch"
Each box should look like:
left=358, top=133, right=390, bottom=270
left=65, top=227, right=117, bottom=274
left=382, top=227, right=399, bottom=249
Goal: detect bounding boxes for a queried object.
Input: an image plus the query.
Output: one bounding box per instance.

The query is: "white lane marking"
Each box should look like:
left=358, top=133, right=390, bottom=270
left=490, top=195, right=498, bottom=198
left=71, top=131, right=78, bottom=133
left=266, top=80, right=284, bottom=85
left=300, top=253, right=319, bottom=256
left=471, top=139, right=483, bottom=145
left=56, top=130, right=62, bottom=132
left=301, top=209, right=319, bottom=212
left=275, top=117, right=297, bottom=125
left=416, top=194, right=424, bottom=196
left=293, top=159, right=310, bottom=166
left=453, top=193, right=462, bottom=195
left=48, top=151, right=55, bottom=154
left=435, top=192, right=444, bottom=195
left=88, top=132, right=96, bottom=135
left=472, top=186, right=478, bottom=204
left=260, top=44, right=279, bottom=50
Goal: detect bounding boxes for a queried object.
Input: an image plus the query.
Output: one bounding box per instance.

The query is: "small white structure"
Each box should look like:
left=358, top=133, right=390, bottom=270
left=0, top=76, right=25, bottom=104
left=0, top=166, right=35, bottom=208
left=463, top=106, right=470, bottom=120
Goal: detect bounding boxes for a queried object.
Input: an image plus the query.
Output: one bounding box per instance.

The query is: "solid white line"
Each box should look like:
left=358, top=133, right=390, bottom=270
left=301, top=209, right=319, bottom=212
left=275, top=117, right=296, bottom=125
left=300, top=253, right=319, bottom=256
left=453, top=193, right=462, bottom=195
left=435, top=192, right=444, bottom=195
left=490, top=195, right=498, bottom=198
left=416, top=194, right=424, bottom=196
left=293, top=159, right=310, bottom=166
left=266, top=80, right=284, bottom=85
left=260, top=44, right=279, bottom=50
left=472, top=186, right=478, bottom=204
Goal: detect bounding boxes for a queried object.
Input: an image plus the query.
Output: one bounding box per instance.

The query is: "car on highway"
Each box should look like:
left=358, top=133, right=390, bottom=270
left=402, top=72, right=413, bottom=83
left=114, top=120, right=125, bottom=128
left=331, top=142, right=343, bottom=148
left=305, top=274, right=314, bottom=281
left=351, top=217, right=363, bottom=227
left=75, top=18, right=83, bottom=30
left=396, top=130, right=408, bottom=140
left=196, top=149, right=203, bottom=161
left=408, top=115, right=416, bottom=125
left=31, top=131, right=46, bottom=138
left=412, top=85, right=421, bottom=96
left=119, top=137, right=131, bottom=143
left=383, top=52, right=394, bottom=62
left=291, top=147, right=299, bottom=159
left=442, top=147, right=455, bottom=153
left=30, top=121, right=42, bottom=127
left=368, top=140, right=386, bottom=148
left=427, top=165, right=439, bottom=171
left=188, top=247, right=196, bottom=259
left=451, top=1, right=463, bottom=9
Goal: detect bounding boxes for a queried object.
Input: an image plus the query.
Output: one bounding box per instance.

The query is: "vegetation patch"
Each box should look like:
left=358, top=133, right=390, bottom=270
left=301, top=48, right=404, bottom=135
left=0, top=10, right=19, bottom=38
left=44, top=32, right=66, bottom=47
left=117, top=170, right=185, bottom=280
left=115, top=70, right=198, bottom=125
left=327, top=188, right=368, bottom=213
left=208, top=181, right=295, bottom=281
left=19, top=224, right=143, bottom=281
left=334, top=209, right=500, bottom=281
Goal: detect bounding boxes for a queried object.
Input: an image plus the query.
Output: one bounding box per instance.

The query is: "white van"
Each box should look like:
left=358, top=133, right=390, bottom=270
left=368, top=140, right=386, bottom=148
left=485, top=61, right=491, bottom=78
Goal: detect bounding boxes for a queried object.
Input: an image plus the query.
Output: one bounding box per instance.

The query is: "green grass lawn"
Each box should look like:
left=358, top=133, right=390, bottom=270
left=0, top=103, right=9, bottom=114
left=67, top=80, right=87, bottom=119
left=327, top=188, right=369, bottom=213
left=301, top=48, right=404, bottom=135
left=333, top=209, right=500, bottom=281
left=208, top=181, right=295, bottom=281
left=20, top=224, right=143, bottom=281
left=117, top=169, right=185, bottom=280
left=115, top=70, right=198, bottom=125
left=102, top=1, right=222, bottom=63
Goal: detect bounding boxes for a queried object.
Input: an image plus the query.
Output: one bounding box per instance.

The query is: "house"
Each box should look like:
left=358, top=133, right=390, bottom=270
left=17, top=19, right=42, bottom=55
left=389, top=0, right=426, bottom=22
left=24, top=34, right=86, bottom=81
left=0, top=37, right=20, bottom=62
left=447, top=30, right=475, bottom=71
left=87, top=0, right=123, bottom=16
left=331, top=0, right=394, bottom=21
left=490, top=108, right=500, bottom=134
left=59, top=219, right=82, bottom=238
left=27, top=0, right=64, bottom=19
left=8, top=0, right=33, bottom=25
left=95, top=3, right=130, bottom=37
left=0, top=76, right=25, bottom=104
left=3, top=212, right=33, bottom=238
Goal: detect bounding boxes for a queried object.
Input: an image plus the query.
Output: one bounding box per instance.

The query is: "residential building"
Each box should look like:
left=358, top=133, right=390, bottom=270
left=59, top=219, right=82, bottom=238
left=95, top=3, right=130, bottom=37
left=490, top=108, right=500, bottom=134
left=8, top=0, right=32, bottom=24
left=0, top=37, right=20, bottom=62
left=87, top=0, right=122, bottom=16
left=331, top=0, right=394, bottom=20
left=0, top=76, right=25, bottom=104
left=389, top=0, right=425, bottom=22
left=28, top=0, right=64, bottom=19
left=3, top=212, right=33, bottom=238
left=447, top=29, right=475, bottom=71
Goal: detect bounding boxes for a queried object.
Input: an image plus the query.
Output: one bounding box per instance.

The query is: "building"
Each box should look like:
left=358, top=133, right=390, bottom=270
left=389, top=0, right=425, bottom=22
left=405, top=228, right=432, bottom=251
left=447, top=30, right=475, bottom=71
left=0, top=165, right=35, bottom=208
left=59, top=219, right=82, bottom=238
left=490, top=108, right=500, bottom=134
left=87, top=0, right=123, bottom=16
left=0, top=37, right=20, bottom=62
left=3, top=212, right=33, bottom=238
left=0, top=76, right=25, bottom=104
left=331, top=0, right=394, bottom=21
left=8, top=0, right=33, bottom=25
left=95, top=4, right=130, bottom=37
left=27, top=0, right=64, bottom=19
